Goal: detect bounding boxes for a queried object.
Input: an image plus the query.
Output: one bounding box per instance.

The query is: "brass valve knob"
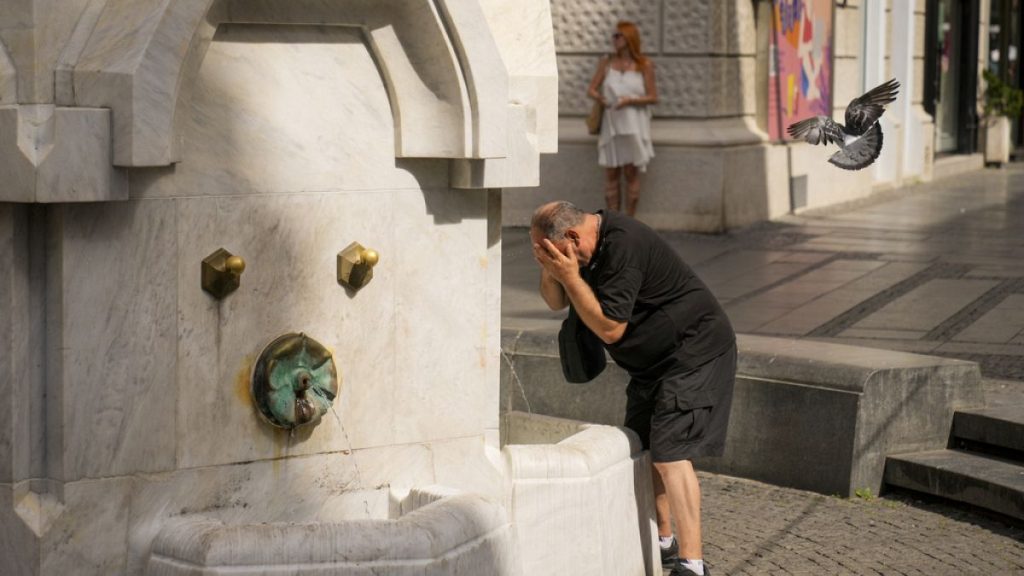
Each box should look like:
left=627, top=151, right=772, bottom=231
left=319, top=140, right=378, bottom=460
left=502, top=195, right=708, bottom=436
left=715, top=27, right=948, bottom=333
left=225, top=255, right=246, bottom=275
left=338, top=242, right=379, bottom=290
left=201, top=248, right=246, bottom=299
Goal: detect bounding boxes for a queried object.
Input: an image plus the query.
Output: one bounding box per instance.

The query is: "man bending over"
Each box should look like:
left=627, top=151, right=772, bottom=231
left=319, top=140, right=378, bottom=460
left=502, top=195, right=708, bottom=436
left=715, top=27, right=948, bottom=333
left=530, top=201, right=736, bottom=576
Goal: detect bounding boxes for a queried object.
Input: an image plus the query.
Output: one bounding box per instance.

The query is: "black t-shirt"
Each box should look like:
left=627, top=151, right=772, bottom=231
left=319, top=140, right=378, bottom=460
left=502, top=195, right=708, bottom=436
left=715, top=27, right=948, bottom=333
left=582, top=211, right=735, bottom=390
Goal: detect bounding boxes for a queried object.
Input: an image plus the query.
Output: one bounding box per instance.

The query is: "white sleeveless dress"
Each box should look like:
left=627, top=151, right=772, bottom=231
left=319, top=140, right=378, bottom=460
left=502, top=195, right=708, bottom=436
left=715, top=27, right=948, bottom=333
left=598, top=68, right=655, bottom=171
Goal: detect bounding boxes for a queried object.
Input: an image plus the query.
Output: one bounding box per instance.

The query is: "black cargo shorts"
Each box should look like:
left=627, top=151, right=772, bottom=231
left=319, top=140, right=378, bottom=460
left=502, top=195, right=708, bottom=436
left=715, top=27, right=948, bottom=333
left=623, top=344, right=737, bottom=463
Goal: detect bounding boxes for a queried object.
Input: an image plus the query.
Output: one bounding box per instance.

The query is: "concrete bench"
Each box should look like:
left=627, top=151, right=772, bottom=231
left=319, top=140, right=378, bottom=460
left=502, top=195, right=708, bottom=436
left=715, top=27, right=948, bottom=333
left=500, top=331, right=983, bottom=496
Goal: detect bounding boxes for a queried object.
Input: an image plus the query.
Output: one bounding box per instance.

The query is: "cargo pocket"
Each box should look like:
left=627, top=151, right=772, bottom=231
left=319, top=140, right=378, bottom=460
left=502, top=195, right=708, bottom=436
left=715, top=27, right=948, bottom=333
left=677, top=403, right=711, bottom=445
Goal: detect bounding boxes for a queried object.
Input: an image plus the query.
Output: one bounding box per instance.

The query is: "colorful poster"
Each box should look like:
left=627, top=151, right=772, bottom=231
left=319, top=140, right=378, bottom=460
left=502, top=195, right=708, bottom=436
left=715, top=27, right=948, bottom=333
left=768, top=0, right=833, bottom=141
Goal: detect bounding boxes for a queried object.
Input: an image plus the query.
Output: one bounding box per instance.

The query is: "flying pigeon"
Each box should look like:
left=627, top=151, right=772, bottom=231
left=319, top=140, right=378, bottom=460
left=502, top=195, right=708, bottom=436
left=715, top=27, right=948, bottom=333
left=787, top=79, right=900, bottom=170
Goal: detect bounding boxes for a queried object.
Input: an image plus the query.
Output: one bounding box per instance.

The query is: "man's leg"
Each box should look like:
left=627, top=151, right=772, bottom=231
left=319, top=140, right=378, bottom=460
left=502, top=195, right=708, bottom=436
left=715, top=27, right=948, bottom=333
left=652, top=463, right=673, bottom=539
left=653, top=459, right=702, bottom=560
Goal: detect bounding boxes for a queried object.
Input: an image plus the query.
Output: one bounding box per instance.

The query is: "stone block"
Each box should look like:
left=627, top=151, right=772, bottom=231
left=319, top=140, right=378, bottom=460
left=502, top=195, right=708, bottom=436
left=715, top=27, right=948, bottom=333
left=557, top=55, right=754, bottom=118
left=0, top=484, right=40, bottom=576
left=700, top=335, right=984, bottom=496
left=549, top=0, right=660, bottom=54
left=0, top=39, right=15, bottom=104
left=27, top=0, right=92, bottom=104
left=39, top=477, right=133, bottom=575
left=72, top=0, right=533, bottom=166
left=0, top=209, right=13, bottom=483
left=0, top=27, right=34, bottom=103
left=500, top=331, right=984, bottom=497
left=127, top=24, right=447, bottom=199
left=0, top=106, right=126, bottom=203
left=502, top=136, right=778, bottom=232
left=0, top=205, right=47, bottom=486
left=479, top=0, right=559, bottom=153
left=503, top=417, right=657, bottom=576
left=434, top=0, right=509, bottom=158
left=835, top=6, right=864, bottom=58
left=662, top=0, right=756, bottom=56
left=57, top=200, right=178, bottom=481
left=789, top=140, right=874, bottom=209
left=451, top=104, right=540, bottom=189
left=174, top=192, right=399, bottom=467
left=724, top=142, right=790, bottom=228
left=833, top=57, right=864, bottom=113
left=430, top=436, right=504, bottom=499
left=391, top=189, right=491, bottom=444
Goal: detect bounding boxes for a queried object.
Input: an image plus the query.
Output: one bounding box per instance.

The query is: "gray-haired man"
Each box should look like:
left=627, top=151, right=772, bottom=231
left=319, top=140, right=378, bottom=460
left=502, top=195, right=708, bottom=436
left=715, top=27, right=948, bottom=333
left=530, top=201, right=736, bottom=576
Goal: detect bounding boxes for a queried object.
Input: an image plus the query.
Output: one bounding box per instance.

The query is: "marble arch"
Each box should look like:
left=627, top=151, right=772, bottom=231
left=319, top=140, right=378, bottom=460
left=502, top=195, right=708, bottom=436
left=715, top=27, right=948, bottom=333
left=67, top=0, right=512, bottom=168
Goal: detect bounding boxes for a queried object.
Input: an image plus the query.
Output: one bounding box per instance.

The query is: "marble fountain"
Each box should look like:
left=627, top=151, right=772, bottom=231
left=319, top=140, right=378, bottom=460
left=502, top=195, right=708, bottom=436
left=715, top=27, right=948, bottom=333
left=0, top=1, right=658, bottom=574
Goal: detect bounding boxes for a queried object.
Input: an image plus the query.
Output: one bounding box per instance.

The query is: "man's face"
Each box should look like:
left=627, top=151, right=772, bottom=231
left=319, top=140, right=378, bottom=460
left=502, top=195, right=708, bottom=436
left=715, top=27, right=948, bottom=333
left=530, top=226, right=591, bottom=266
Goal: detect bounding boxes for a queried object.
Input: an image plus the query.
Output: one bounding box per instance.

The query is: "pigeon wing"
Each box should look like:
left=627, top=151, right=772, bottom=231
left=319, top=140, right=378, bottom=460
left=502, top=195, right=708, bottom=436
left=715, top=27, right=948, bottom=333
left=787, top=116, right=845, bottom=146
left=828, top=123, right=883, bottom=170
left=844, top=78, right=899, bottom=135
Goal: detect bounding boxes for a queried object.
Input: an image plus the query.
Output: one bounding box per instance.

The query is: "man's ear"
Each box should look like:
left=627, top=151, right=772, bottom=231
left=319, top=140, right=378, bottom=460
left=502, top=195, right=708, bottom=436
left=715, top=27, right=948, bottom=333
left=565, top=229, right=579, bottom=241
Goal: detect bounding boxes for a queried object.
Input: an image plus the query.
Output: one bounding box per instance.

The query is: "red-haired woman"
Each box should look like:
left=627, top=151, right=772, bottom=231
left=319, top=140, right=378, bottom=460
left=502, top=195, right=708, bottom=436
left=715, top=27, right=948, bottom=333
left=587, top=21, right=658, bottom=217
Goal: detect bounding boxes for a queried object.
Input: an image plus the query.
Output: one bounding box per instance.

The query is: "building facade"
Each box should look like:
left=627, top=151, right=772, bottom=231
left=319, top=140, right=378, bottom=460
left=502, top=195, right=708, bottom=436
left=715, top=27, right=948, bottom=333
left=506, top=0, right=1008, bottom=231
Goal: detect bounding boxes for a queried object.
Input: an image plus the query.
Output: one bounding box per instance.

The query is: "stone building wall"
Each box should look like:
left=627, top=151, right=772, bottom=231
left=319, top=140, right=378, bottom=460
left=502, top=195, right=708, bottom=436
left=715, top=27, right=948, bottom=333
left=505, top=0, right=937, bottom=231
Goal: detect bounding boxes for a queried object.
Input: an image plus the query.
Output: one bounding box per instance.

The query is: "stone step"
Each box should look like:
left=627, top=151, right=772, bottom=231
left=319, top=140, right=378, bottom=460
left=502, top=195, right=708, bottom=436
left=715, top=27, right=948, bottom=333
left=883, top=449, right=1024, bottom=522
left=952, top=406, right=1024, bottom=459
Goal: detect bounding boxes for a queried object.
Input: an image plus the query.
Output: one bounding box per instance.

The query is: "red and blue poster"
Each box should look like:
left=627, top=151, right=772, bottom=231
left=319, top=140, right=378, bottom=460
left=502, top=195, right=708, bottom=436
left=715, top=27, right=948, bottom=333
left=769, top=0, right=833, bottom=141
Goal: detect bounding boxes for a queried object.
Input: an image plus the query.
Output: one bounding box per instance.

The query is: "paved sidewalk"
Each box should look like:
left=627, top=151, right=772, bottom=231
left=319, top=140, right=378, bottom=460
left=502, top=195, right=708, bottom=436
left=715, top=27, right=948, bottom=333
left=503, top=164, right=1024, bottom=380
left=502, top=165, right=1024, bottom=574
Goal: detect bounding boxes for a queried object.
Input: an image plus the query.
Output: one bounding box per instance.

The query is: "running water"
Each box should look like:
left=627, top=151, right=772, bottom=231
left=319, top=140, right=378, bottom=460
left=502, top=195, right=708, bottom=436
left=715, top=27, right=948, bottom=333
left=500, top=341, right=532, bottom=414
left=331, top=405, right=365, bottom=489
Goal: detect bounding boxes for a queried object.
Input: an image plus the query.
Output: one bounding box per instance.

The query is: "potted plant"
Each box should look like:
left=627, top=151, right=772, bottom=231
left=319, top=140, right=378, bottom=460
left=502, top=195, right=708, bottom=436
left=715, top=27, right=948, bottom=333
left=982, top=69, right=1024, bottom=166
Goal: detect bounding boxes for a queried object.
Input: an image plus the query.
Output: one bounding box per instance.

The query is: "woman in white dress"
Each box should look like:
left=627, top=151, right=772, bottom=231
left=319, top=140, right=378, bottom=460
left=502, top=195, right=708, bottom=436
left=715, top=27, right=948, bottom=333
left=587, top=21, right=658, bottom=217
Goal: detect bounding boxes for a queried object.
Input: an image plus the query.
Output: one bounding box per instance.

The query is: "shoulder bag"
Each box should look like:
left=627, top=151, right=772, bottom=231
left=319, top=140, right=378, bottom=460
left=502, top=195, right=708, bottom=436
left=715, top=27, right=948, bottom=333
left=558, top=305, right=607, bottom=383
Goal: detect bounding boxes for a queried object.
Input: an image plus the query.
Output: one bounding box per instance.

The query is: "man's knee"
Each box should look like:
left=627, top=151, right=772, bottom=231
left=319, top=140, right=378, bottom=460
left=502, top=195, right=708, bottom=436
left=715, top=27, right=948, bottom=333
left=653, top=458, right=695, bottom=479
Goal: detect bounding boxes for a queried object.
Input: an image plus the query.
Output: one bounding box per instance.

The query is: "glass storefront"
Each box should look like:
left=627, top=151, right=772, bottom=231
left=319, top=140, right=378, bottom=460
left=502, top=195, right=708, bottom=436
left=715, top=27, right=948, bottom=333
left=926, top=0, right=980, bottom=154
left=936, top=0, right=963, bottom=152
left=988, top=0, right=1023, bottom=144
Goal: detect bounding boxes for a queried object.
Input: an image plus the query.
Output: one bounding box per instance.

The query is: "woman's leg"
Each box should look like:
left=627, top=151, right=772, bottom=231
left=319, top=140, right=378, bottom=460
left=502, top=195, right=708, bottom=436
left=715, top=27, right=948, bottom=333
left=624, top=164, right=640, bottom=216
left=604, top=167, right=622, bottom=211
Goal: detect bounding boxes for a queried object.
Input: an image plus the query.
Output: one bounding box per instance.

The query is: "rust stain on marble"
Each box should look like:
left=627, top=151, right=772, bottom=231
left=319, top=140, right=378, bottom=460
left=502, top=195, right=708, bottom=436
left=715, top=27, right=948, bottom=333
left=234, top=355, right=255, bottom=405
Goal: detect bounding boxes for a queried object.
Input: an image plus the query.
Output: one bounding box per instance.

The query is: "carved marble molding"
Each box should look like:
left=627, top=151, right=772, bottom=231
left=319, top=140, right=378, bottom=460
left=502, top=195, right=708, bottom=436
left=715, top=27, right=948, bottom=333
left=62, top=0, right=555, bottom=171
left=0, top=39, right=16, bottom=104
left=0, top=0, right=557, bottom=200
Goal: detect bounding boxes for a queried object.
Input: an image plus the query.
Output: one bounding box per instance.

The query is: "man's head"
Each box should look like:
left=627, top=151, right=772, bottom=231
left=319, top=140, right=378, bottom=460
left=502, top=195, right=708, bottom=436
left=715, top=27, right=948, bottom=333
left=530, top=201, right=600, bottom=265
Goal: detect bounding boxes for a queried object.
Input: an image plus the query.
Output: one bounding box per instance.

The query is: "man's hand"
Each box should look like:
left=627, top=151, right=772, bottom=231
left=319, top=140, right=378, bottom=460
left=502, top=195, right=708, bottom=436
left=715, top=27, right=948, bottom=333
left=533, top=239, right=581, bottom=285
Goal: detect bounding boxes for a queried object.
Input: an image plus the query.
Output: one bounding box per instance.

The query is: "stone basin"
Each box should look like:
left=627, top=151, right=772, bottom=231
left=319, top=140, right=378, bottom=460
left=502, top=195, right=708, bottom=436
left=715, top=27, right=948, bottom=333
left=143, top=412, right=657, bottom=576
left=146, top=487, right=514, bottom=576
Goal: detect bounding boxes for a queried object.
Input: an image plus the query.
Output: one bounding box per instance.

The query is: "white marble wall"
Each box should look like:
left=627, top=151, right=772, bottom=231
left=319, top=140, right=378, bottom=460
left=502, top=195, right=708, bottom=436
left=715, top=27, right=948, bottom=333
left=0, top=2, right=557, bottom=574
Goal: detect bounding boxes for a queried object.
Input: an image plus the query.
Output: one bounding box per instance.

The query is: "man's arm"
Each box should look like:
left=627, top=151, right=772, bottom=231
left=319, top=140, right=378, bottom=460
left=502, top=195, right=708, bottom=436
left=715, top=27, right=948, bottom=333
left=534, top=239, right=627, bottom=344
left=539, top=268, right=569, bottom=310
left=560, top=274, right=627, bottom=344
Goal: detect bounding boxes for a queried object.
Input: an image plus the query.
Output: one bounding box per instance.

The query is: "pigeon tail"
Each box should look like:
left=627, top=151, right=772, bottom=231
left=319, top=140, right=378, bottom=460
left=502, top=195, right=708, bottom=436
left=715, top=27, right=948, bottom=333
left=828, top=122, right=883, bottom=170
left=827, top=121, right=884, bottom=169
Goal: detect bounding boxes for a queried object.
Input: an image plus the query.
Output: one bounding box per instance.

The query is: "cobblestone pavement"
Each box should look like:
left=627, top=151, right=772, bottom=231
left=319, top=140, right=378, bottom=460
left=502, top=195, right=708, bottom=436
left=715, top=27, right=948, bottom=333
left=689, top=472, right=1024, bottom=576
